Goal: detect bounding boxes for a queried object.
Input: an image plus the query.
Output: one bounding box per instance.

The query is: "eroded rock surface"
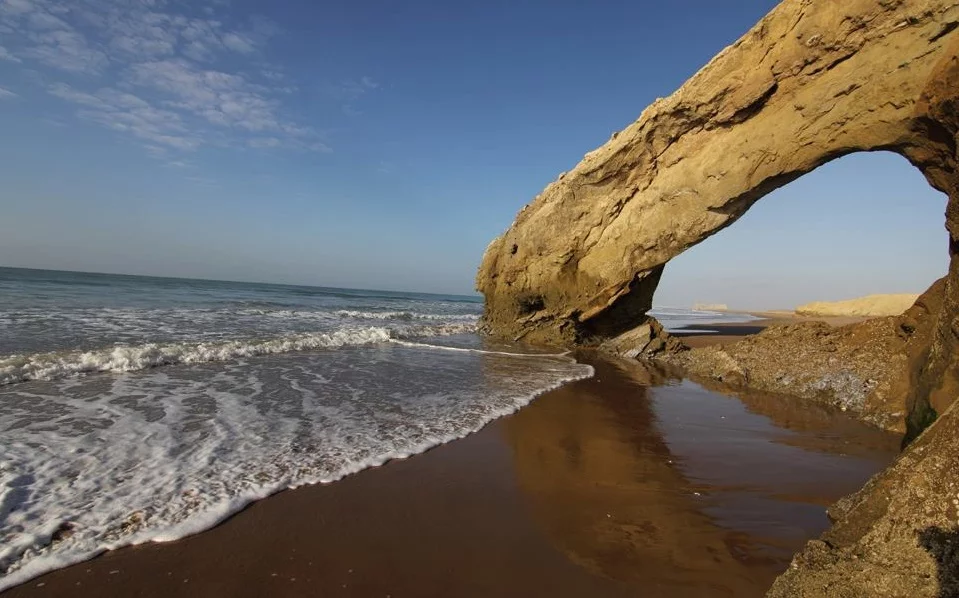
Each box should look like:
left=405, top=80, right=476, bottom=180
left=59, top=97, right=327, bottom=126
left=477, top=0, right=959, bottom=432
left=477, top=0, right=958, bottom=348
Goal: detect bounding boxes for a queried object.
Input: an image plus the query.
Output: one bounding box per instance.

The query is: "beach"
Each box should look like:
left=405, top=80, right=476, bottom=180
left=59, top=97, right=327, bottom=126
left=3, top=338, right=899, bottom=597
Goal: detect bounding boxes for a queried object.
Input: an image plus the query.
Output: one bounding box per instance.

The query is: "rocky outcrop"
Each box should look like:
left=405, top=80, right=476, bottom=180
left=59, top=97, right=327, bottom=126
left=477, top=2, right=959, bottom=593
left=796, top=293, right=921, bottom=317
left=477, top=0, right=959, bottom=348
left=666, top=281, right=943, bottom=433
left=598, top=317, right=685, bottom=360
left=477, top=0, right=959, bottom=439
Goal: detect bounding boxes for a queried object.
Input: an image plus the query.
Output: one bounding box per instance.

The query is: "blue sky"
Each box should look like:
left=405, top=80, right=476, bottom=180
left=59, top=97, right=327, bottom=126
left=0, top=0, right=948, bottom=307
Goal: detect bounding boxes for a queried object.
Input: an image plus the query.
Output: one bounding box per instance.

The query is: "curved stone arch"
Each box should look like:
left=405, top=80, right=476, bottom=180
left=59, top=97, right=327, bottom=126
left=651, top=149, right=948, bottom=311
left=478, top=0, right=958, bottom=346
left=477, top=0, right=959, bottom=438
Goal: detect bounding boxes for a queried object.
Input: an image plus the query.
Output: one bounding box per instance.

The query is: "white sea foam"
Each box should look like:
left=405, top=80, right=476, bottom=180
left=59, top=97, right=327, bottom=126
left=0, top=270, right=584, bottom=592
left=334, top=309, right=480, bottom=322
left=0, top=327, right=392, bottom=385
left=0, top=306, right=481, bottom=357
left=391, top=339, right=570, bottom=358
left=0, top=323, right=483, bottom=386
left=0, top=345, right=593, bottom=591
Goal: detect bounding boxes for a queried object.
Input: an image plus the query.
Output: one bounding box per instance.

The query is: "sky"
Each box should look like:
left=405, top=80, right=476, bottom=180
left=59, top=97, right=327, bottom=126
left=0, top=0, right=948, bottom=306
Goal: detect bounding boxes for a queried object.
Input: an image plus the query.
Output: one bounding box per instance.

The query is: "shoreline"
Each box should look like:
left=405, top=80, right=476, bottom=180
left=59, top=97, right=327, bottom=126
left=2, top=348, right=899, bottom=597
left=671, top=312, right=870, bottom=349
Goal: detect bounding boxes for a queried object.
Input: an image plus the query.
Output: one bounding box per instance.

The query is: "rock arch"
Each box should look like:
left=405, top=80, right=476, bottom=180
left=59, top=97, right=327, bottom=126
left=476, top=0, right=959, bottom=433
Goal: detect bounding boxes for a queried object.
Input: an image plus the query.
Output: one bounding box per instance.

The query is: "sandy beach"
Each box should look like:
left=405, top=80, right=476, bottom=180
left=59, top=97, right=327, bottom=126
left=3, top=335, right=899, bottom=598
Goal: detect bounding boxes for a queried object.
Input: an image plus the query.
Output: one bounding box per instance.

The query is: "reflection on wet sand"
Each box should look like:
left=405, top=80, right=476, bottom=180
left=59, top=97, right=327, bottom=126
left=690, top=375, right=902, bottom=457
left=1, top=353, right=898, bottom=598
left=503, top=357, right=899, bottom=597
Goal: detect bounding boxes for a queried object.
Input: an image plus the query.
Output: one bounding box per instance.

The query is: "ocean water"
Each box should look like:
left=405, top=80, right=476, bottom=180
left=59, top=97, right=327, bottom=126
left=0, top=268, right=742, bottom=590
left=648, top=306, right=759, bottom=333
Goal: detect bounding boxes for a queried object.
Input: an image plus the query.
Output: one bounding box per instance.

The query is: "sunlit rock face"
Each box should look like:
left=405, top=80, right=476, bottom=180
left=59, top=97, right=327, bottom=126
left=478, top=0, right=958, bottom=347
left=479, top=3, right=959, bottom=593
left=476, top=0, right=959, bottom=437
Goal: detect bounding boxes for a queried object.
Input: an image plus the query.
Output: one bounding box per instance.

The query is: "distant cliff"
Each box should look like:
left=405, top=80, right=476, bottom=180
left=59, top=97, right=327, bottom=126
left=796, top=294, right=920, bottom=317
left=691, top=303, right=728, bottom=312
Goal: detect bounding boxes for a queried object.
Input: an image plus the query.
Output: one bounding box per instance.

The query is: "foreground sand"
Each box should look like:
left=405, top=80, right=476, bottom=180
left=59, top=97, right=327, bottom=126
left=2, top=350, right=898, bottom=598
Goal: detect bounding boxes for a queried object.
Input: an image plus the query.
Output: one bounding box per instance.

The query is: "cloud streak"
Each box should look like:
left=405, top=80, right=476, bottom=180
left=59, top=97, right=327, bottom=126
left=0, top=44, right=22, bottom=62
left=0, top=0, right=330, bottom=154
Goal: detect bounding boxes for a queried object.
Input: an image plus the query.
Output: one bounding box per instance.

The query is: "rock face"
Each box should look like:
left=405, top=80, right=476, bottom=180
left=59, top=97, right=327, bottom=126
left=477, top=0, right=959, bottom=438
left=796, top=293, right=921, bottom=317
left=477, top=0, right=958, bottom=346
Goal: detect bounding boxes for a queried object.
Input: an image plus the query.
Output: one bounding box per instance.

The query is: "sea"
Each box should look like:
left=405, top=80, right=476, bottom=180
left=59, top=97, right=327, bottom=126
left=0, top=267, right=754, bottom=590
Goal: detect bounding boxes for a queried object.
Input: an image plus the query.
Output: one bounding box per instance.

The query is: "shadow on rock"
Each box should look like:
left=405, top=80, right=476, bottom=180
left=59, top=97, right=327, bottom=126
left=919, top=526, right=959, bottom=598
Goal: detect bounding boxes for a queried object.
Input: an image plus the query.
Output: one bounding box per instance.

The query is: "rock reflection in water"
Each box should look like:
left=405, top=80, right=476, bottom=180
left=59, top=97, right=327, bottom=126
left=503, top=357, right=899, bottom=597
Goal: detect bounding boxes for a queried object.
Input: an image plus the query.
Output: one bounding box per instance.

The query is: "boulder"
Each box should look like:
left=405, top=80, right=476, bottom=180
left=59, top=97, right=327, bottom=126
left=598, top=317, right=685, bottom=359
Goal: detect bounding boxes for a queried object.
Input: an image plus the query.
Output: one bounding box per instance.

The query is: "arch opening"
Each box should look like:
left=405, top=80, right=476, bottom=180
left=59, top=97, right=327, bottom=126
left=652, top=151, right=949, bottom=316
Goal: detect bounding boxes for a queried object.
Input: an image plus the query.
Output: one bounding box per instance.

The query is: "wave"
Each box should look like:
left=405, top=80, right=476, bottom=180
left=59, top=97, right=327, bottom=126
left=334, top=309, right=480, bottom=322
left=0, top=359, right=592, bottom=592
left=0, top=323, right=478, bottom=386
left=391, top=339, right=571, bottom=359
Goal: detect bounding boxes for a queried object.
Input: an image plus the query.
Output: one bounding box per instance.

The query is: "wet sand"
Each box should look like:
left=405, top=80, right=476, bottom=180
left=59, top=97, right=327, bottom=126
left=2, top=355, right=899, bottom=598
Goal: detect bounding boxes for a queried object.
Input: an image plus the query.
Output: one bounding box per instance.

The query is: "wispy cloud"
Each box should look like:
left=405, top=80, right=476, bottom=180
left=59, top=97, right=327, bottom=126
left=48, top=82, right=200, bottom=150
left=0, top=44, right=22, bottom=62
left=23, top=29, right=109, bottom=74
left=164, top=159, right=194, bottom=169
left=0, top=86, right=17, bottom=99
left=324, top=76, right=379, bottom=115
left=0, top=0, right=331, bottom=154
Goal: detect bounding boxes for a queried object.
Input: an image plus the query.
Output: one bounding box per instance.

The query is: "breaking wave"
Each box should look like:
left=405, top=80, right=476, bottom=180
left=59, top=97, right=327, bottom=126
left=0, top=323, right=478, bottom=386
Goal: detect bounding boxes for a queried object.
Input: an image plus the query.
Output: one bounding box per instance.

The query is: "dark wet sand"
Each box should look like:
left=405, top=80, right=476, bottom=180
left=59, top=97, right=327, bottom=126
left=2, top=356, right=899, bottom=598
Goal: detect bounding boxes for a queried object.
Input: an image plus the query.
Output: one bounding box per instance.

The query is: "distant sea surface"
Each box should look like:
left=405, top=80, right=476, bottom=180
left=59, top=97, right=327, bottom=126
left=0, top=267, right=743, bottom=590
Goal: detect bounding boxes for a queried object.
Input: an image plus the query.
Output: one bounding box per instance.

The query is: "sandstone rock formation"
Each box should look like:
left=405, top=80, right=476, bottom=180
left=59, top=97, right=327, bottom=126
left=477, top=0, right=959, bottom=439
left=796, top=293, right=921, bottom=317
left=597, top=317, right=685, bottom=360
left=478, top=2, right=959, bottom=593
